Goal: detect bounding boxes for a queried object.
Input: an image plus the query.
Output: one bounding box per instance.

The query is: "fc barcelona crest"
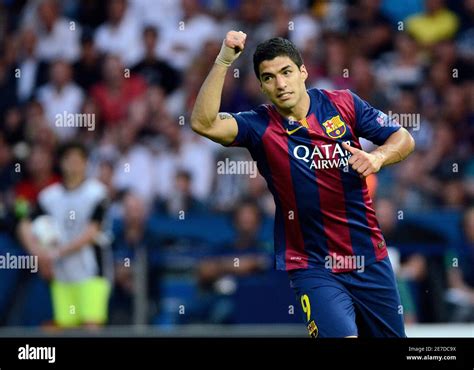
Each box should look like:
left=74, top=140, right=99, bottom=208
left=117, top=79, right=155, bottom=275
left=322, top=115, right=346, bottom=139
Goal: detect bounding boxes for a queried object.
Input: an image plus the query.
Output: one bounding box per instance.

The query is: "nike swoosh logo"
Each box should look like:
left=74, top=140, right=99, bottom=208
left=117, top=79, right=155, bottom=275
left=286, top=126, right=304, bottom=135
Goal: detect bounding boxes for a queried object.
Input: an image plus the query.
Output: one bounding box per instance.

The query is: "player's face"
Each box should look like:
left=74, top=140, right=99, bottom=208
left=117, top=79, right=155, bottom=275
left=60, top=150, right=87, bottom=180
left=258, top=56, right=308, bottom=111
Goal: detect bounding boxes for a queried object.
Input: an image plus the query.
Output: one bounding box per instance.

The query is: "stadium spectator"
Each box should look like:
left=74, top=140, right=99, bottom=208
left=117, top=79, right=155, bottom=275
left=132, top=25, right=180, bottom=95
left=73, top=30, right=102, bottom=91
left=14, top=28, right=49, bottom=103
left=14, top=145, right=59, bottom=219
left=94, top=0, right=142, bottom=67
left=0, top=59, right=17, bottom=118
left=194, top=200, right=271, bottom=323
left=445, top=207, right=474, bottom=321
left=36, top=60, right=85, bottom=141
left=90, top=54, right=147, bottom=127
left=348, top=0, right=394, bottom=59
left=129, top=0, right=182, bottom=33
left=0, top=135, right=20, bottom=231
left=406, top=0, right=460, bottom=47
left=154, top=170, right=206, bottom=217
left=153, top=119, right=214, bottom=201
left=110, top=191, right=156, bottom=324
left=157, top=0, right=220, bottom=71
left=111, top=123, right=154, bottom=203
left=27, top=0, right=81, bottom=62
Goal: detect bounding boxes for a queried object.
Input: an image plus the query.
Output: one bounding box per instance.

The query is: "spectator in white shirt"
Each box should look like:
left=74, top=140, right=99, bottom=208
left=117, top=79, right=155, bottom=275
left=15, top=28, right=49, bottom=103
left=33, top=0, right=81, bottom=62
left=95, top=0, right=142, bottom=67
left=112, top=123, right=155, bottom=203
left=154, top=120, right=214, bottom=201
left=36, top=60, right=85, bottom=141
left=158, top=0, right=220, bottom=71
left=129, top=0, right=182, bottom=33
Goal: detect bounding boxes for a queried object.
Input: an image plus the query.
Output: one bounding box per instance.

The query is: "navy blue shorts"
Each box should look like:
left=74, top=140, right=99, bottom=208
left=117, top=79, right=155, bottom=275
left=288, top=256, right=406, bottom=338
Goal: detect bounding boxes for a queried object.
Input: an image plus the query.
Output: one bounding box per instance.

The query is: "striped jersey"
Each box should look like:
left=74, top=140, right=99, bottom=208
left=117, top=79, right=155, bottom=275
left=228, top=88, right=400, bottom=272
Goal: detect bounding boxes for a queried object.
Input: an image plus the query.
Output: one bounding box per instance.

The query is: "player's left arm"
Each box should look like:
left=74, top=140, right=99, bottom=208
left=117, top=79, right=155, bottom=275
left=342, top=127, right=415, bottom=178
left=55, top=199, right=107, bottom=259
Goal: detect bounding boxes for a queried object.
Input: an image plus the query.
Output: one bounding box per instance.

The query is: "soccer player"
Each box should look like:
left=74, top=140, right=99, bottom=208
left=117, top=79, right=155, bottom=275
left=18, top=142, right=112, bottom=328
left=191, top=31, right=415, bottom=337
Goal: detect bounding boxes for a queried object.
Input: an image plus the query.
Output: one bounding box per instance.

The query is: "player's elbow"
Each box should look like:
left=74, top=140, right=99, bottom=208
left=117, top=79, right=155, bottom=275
left=190, top=114, right=206, bottom=135
left=191, top=115, right=213, bottom=137
left=191, top=122, right=207, bottom=137
left=398, top=129, right=416, bottom=162
left=190, top=119, right=204, bottom=135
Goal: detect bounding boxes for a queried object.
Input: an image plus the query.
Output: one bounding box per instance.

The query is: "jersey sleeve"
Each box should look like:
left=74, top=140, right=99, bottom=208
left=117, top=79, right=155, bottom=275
left=30, top=202, right=47, bottom=219
left=225, top=108, right=263, bottom=148
left=91, top=199, right=108, bottom=223
left=351, top=92, right=400, bottom=145
left=28, top=189, right=50, bottom=220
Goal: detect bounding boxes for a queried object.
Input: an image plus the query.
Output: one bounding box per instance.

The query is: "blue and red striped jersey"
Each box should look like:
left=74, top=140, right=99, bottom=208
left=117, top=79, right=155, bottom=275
left=228, top=88, right=401, bottom=272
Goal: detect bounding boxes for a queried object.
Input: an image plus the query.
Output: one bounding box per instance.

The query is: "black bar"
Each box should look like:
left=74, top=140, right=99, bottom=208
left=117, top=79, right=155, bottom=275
left=0, top=337, right=472, bottom=369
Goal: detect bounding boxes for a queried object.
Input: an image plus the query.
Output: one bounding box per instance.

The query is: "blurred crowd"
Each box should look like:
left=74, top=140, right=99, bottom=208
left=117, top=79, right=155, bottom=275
left=0, top=0, right=473, bottom=326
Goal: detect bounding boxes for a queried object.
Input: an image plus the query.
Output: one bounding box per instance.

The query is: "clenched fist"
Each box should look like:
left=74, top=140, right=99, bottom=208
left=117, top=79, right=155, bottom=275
left=342, top=142, right=384, bottom=178
left=215, top=30, right=247, bottom=67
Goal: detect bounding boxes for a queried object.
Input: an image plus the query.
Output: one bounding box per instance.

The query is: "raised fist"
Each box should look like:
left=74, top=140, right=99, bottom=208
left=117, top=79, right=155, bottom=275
left=215, top=30, right=247, bottom=67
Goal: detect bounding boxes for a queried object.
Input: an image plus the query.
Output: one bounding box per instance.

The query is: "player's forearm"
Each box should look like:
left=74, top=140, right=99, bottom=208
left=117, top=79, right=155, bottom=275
left=190, top=63, right=228, bottom=131
left=371, top=128, right=415, bottom=168
left=58, top=223, right=100, bottom=258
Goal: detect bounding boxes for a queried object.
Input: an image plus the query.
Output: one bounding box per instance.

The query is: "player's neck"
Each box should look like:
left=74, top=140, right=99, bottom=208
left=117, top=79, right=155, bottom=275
left=63, top=175, right=86, bottom=190
left=276, top=90, right=310, bottom=122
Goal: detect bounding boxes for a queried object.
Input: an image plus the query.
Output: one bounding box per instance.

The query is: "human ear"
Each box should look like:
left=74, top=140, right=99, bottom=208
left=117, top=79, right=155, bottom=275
left=300, top=65, right=308, bottom=81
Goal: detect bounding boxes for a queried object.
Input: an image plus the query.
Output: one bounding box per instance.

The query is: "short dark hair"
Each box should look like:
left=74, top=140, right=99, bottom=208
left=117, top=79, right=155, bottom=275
left=232, top=197, right=262, bottom=226
left=253, top=37, right=303, bottom=79
left=143, top=24, right=158, bottom=38
left=176, top=169, right=192, bottom=182
left=58, top=141, right=88, bottom=160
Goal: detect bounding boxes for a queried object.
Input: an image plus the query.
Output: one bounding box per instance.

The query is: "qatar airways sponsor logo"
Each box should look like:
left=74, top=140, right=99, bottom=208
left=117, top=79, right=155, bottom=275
left=293, top=140, right=352, bottom=170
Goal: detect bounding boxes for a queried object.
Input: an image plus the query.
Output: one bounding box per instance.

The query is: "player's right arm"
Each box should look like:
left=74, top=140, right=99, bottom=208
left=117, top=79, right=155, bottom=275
left=18, top=218, right=55, bottom=279
left=17, top=202, right=56, bottom=279
left=17, top=200, right=48, bottom=257
left=18, top=219, right=41, bottom=256
left=190, top=30, right=246, bottom=145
